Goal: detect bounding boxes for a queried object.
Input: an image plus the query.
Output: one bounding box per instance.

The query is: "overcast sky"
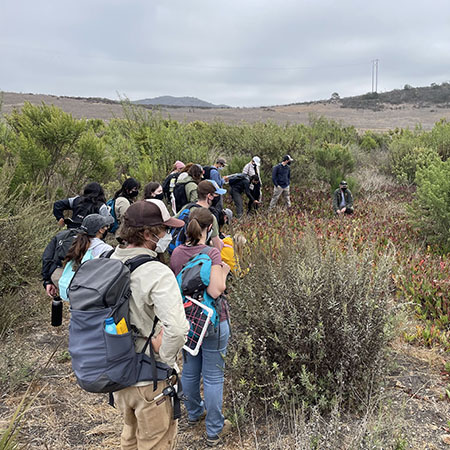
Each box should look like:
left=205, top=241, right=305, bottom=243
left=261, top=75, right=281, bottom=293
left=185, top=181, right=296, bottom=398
left=1, top=0, right=449, bottom=107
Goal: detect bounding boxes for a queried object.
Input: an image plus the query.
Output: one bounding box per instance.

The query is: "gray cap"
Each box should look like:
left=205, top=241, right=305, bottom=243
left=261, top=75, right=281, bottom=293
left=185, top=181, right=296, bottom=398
left=224, top=208, right=233, bottom=223
left=80, top=214, right=114, bottom=236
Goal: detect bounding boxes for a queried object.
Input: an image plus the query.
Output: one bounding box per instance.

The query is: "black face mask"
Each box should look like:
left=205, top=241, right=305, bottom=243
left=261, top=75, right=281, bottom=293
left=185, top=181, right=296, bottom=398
left=211, top=195, right=220, bottom=208
left=154, top=193, right=164, bottom=200
left=341, top=187, right=347, bottom=191
left=129, top=190, right=139, bottom=198
left=100, top=229, right=108, bottom=240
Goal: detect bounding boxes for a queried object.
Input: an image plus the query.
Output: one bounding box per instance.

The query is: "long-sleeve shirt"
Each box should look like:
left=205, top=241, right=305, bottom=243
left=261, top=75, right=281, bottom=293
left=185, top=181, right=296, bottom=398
left=209, top=167, right=225, bottom=188
left=229, top=175, right=256, bottom=202
left=272, top=163, right=290, bottom=188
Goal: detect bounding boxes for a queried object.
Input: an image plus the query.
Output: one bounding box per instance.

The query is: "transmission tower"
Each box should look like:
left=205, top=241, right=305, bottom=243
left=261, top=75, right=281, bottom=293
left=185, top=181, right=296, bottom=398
left=371, top=59, right=379, bottom=93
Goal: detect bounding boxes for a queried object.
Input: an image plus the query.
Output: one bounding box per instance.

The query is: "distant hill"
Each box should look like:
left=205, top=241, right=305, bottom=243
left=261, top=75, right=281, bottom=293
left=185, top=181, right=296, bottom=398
left=336, top=82, right=450, bottom=111
left=133, top=95, right=228, bottom=108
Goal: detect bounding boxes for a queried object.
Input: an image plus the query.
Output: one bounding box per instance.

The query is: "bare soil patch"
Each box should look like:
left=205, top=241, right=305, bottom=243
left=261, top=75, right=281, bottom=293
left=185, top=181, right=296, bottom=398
left=2, top=92, right=450, bottom=131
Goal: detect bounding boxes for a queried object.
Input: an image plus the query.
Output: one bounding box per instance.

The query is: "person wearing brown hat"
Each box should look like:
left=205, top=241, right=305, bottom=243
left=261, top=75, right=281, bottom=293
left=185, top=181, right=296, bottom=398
left=110, top=200, right=189, bottom=449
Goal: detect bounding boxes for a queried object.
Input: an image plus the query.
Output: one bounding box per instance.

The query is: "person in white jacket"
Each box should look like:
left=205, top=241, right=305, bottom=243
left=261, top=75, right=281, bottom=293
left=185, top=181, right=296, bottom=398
left=242, top=156, right=262, bottom=212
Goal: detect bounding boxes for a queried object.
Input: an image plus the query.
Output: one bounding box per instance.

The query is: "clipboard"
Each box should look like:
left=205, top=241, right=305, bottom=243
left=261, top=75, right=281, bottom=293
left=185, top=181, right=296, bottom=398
left=183, top=296, right=214, bottom=356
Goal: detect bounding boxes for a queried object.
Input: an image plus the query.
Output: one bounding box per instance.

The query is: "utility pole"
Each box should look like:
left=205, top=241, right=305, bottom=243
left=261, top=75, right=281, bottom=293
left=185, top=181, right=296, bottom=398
left=371, top=59, right=379, bottom=93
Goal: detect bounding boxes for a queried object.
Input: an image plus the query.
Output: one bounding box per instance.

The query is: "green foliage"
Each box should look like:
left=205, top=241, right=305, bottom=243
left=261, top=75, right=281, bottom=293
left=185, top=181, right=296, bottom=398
left=313, top=143, right=355, bottom=188
left=425, top=118, right=450, bottom=160
left=228, top=231, right=393, bottom=418
left=408, top=159, right=450, bottom=250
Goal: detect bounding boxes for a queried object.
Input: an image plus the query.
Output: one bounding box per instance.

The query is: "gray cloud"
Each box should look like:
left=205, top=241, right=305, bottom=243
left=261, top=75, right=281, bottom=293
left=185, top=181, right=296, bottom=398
left=1, top=0, right=450, bottom=106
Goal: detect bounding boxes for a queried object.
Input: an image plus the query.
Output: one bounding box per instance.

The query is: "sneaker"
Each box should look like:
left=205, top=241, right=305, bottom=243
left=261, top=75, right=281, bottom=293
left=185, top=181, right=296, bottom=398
left=205, top=419, right=232, bottom=447
left=188, top=410, right=206, bottom=427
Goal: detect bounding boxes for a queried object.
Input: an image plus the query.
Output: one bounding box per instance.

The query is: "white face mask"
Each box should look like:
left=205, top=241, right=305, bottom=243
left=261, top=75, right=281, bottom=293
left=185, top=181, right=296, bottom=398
left=153, top=232, right=172, bottom=253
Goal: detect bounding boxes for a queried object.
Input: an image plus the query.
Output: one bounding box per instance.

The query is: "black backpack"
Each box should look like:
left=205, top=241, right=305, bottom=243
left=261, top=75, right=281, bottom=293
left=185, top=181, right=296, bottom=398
left=173, top=181, right=196, bottom=212
left=53, top=228, right=80, bottom=265
left=162, top=173, right=179, bottom=202
left=202, top=166, right=215, bottom=180
left=68, top=198, right=99, bottom=227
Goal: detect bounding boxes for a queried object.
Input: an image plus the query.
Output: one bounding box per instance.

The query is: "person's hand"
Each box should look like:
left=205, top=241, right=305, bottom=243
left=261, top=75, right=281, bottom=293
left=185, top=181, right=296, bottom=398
left=58, top=218, right=65, bottom=227
left=221, top=262, right=231, bottom=276
left=341, top=207, right=346, bottom=213
left=254, top=200, right=260, bottom=204
left=224, top=176, right=229, bottom=182
left=151, top=328, right=163, bottom=353
left=46, top=284, right=57, bottom=297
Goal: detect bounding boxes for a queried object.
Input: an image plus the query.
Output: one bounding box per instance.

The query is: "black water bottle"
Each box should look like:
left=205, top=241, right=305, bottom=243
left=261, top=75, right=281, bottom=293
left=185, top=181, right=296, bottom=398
left=51, top=296, right=63, bottom=327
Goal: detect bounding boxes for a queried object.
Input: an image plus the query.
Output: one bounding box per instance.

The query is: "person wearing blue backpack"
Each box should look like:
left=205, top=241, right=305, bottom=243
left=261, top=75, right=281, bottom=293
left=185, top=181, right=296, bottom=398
left=170, top=207, right=232, bottom=447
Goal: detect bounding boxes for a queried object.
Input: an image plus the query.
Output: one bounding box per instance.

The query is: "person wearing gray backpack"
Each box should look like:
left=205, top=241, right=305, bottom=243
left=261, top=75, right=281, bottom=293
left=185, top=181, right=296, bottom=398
left=111, top=200, right=189, bottom=449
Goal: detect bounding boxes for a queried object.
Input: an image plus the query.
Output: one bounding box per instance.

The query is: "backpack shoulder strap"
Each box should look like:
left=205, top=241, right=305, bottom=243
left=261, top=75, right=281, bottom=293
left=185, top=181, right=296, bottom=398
left=126, top=254, right=158, bottom=273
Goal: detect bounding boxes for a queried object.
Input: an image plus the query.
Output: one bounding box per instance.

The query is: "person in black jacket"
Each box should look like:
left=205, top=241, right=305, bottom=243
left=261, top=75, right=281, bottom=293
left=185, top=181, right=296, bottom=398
left=53, top=182, right=109, bottom=228
left=269, top=155, right=293, bottom=210
left=229, top=174, right=260, bottom=218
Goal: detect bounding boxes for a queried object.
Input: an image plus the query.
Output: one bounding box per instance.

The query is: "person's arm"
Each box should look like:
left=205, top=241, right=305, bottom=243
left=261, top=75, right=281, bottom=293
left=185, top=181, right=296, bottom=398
left=242, top=163, right=250, bottom=176
left=186, top=182, right=198, bottom=203
left=209, top=216, right=224, bottom=251
left=332, top=190, right=339, bottom=212
left=149, top=266, right=190, bottom=367
left=53, top=198, right=72, bottom=222
left=210, top=168, right=224, bottom=188
left=288, top=166, right=291, bottom=185
left=272, top=165, right=279, bottom=186
left=42, top=237, right=57, bottom=286
left=243, top=180, right=256, bottom=203
left=347, top=190, right=353, bottom=208
left=115, top=197, right=130, bottom=223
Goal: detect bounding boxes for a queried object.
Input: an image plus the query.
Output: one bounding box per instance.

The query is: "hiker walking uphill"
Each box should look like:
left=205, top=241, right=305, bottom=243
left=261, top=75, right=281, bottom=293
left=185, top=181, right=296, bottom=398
left=242, top=156, right=262, bottom=210
left=173, top=180, right=226, bottom=252
left=173, top=164, right=203, bottom=213
left=170, top=208, right=232, bottom=447
left=111, top=200, right=189, bottom=449
left=333, top=180, right=354, bottom=215
left=108, top=178, right=140, bottom=235
left=58, top=214, right=114, bottom=301
left=269, top=155, right=293, bottom=210
left=228, top=174, right=260, bottom=218
left=53, top=182, right=110, bottom=228
left=162, top=160, right=185, bottom=205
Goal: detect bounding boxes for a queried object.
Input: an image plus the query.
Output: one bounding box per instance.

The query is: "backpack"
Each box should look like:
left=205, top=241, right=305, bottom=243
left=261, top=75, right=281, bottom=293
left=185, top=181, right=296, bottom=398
left=53, top=228, right=80, bottom=266
left=59, top=248, right=94, bottom=301
left=106, top=198, right=119, bottom=233
left=173, top=181, right=196, bottom=214
left=167, top=203, right=202, bottom=254
left=228, top=173, right=248, bottom=187
left=71, top=198, right=99, bottom=226
left=176, top=247, right=221, bottom=328
left=202, top=165, right=215, bottom=180
left=162, top=173, right=179, bottom=202
left=67, top=254, right=181, bottom=413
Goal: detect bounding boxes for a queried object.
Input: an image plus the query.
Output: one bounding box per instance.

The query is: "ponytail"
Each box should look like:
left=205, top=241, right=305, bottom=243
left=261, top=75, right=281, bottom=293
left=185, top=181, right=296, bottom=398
left=186, top=208, right=214, bottom=246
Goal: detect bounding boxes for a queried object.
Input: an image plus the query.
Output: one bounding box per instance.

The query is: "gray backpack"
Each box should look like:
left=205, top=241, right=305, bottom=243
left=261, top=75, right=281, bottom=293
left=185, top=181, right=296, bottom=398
left=67, top=255, right=180, bottom=406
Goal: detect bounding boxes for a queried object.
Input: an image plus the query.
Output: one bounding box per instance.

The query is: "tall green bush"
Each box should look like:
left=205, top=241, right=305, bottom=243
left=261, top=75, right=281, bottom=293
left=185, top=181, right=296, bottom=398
left=228, top=232, right=393, bottom=420
left=408, top=159, right=450, bottom=251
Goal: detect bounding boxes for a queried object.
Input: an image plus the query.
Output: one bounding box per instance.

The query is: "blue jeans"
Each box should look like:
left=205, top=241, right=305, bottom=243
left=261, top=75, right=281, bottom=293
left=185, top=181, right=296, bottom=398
left=182, top=320, right=230, bottom=438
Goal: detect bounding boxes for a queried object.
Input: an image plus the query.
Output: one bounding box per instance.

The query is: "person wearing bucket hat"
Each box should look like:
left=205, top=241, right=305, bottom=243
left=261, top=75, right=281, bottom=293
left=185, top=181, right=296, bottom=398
left=269, top=155, right=293, bottom=210
left=110, top=200, right=189, bottom=448
left=333, top=180, right=354, bottom=216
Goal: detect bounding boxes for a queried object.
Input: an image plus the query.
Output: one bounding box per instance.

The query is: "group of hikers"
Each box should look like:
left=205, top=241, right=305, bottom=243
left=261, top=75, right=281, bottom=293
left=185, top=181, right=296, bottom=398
left=42, top=156, right=354, bottom=449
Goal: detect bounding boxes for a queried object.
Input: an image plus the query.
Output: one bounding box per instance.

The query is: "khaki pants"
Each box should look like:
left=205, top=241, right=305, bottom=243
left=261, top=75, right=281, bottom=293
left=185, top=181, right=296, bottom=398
left=269, top=185, right=291, bottom=209
left=114, top=380, right=177, bottom=450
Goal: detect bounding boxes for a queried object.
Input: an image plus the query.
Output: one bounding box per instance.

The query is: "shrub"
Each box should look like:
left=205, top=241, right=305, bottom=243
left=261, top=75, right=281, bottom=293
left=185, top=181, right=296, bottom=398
left=408, top=159, right=450, bottom=251
left=228, top=231, right=394, bottom=421
left=313, top=143, right=355, bottom=188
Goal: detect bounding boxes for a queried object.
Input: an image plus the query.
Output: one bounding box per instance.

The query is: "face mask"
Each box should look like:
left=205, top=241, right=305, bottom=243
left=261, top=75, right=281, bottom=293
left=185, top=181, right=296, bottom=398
left=153, top=232, right=172, bottom=253
left=211, top=195, right=220, bottom=208
left=100, top=229, right=108, bottom=240
left=341, top=186, right=347, bottom=191
left=154, top=193, right=164, bottom=200
left=129, top=190, right=139, bottom=198
left=218, top=166, right=224, bottom=171
left=206, top=226, right=213, bottom=243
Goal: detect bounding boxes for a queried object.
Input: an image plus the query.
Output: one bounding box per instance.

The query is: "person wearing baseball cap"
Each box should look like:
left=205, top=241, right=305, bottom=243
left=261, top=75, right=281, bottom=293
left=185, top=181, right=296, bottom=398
left=269, top=155, right=294, bottom=210
left=333, top=180, right=354, bottom=216
left=110, top=200, right=189, bottom=448
left=242, top=156, right=262, bottom=212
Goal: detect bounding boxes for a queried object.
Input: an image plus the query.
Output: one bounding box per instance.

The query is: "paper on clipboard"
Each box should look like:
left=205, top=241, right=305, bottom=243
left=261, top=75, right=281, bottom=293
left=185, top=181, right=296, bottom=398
left=183, top=296, right=213, bottom=356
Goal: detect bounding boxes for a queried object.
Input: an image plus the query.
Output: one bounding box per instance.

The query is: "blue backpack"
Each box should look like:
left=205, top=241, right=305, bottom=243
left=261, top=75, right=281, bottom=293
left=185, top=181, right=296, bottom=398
left=167, top=203, right=202, bottom=254
left=106, top=198, right=119, bottom=233
left=176, top=248, right=221, bottom=327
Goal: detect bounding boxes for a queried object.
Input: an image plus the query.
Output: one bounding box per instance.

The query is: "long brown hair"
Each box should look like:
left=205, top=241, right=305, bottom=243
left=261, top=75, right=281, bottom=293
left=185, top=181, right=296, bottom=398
left=188, top=164, right=203, bottom=183
left=63, top=233, right=91, bottom=269
left=186, top=208, right=213, bottom=246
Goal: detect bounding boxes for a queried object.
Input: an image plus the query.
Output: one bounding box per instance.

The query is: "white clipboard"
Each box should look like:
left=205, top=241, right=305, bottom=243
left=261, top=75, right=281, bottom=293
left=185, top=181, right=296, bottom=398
left=183, top=296, right=214, bottom=356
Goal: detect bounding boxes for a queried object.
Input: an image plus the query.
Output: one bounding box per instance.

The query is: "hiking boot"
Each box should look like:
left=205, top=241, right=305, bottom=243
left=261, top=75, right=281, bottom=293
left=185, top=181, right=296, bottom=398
left=188, top=410, right=206, bottom=427
left=205, top=419, right=232, bottom=447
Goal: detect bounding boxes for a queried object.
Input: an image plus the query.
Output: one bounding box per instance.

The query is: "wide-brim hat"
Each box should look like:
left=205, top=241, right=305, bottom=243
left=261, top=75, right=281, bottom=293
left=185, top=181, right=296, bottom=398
left=126, top=200, right=184, bottom=228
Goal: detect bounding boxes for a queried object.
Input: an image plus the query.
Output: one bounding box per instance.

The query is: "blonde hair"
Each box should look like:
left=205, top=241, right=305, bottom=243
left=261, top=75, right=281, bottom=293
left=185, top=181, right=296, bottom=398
left=233, top=233, right=247, bottom=265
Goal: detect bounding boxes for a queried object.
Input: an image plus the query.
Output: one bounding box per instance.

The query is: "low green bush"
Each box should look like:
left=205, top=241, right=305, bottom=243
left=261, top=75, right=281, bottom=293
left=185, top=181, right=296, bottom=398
left=228, top=231, right=394, bottom=421
left=408, top=159, right=450, bottom=251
